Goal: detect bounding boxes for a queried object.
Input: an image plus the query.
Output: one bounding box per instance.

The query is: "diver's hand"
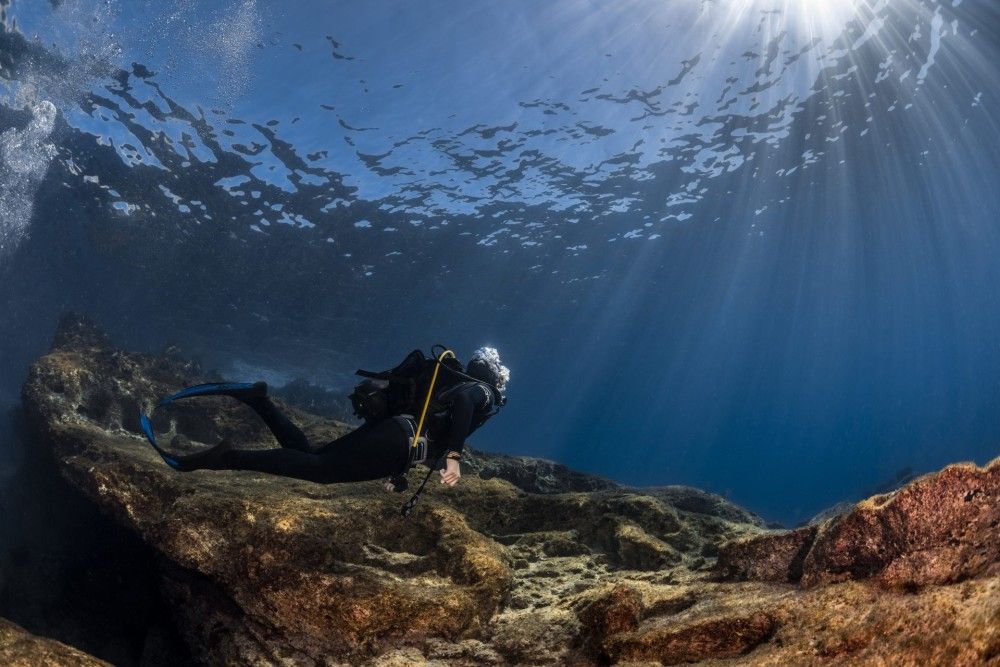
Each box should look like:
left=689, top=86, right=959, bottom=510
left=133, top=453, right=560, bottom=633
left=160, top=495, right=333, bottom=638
left=439, top=457, right=461, bottom=486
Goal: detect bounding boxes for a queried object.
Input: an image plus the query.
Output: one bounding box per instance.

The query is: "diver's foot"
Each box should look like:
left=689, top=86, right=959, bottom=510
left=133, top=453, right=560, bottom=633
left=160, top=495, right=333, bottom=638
left=228, top=381, right=268, bottom=404
left=171, top=439, right=235, bottom=472
left=385, top=474, right=409, bottom=493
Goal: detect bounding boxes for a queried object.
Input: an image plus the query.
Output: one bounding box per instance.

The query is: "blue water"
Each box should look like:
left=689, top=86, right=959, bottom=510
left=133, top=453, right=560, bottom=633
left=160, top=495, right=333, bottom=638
left=0, top=0, right=998, bottom=524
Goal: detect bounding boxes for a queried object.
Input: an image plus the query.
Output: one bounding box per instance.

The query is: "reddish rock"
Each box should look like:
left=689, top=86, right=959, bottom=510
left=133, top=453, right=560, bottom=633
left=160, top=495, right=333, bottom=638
left=715, top=525, right=817, bottom=583
left=607, top=611, right=777, bottom=665
left=577, top=585, right=643, bottom=656
left=801, top=458, right=1000, bottom=588
left=713, top=457, right=1000, bottom=592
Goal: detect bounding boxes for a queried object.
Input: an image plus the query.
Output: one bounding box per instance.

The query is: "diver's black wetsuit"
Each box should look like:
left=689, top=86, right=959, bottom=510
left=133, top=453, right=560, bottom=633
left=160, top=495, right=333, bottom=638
left=183, top=381, right=497, bottom=483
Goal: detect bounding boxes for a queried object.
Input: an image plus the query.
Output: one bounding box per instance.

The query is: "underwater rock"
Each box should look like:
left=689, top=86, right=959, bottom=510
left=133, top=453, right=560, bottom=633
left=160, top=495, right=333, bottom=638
left=715, top=525, right=818, bottom=583
left=14, top=315, right=1000, bottom=665
left=20, top=316, right=757, bottom=664
left=646, top=486, right=769, bottom=527
left=0, top=618, right=110, bottom=667
left=606, top=610, right=778, bottom=665
left=717, top=459, right=1000, bottom=590
left=801, top=459, right=1000, bottom=588
left=462, top=449, right=617, bottom=494
left=576, top=585, right=643, bottom=656
left=803, top=500, right=856, bottom=526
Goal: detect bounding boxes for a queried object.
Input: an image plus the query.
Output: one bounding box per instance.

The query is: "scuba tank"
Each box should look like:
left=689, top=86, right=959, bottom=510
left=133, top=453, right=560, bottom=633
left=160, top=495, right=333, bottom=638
left=350, top=346, right=464, bottom=423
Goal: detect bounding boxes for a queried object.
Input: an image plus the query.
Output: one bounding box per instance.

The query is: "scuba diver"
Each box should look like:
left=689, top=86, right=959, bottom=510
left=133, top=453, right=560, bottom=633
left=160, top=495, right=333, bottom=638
left=140, top=346, right=509, bottom=499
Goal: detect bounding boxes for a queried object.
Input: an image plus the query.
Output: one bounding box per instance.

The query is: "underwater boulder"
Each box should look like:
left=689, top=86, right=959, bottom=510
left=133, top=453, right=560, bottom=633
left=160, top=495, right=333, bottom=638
left=604, top=610, right=779, bottom=665
left=800, top=458, right=1000, bottom=589
left=462, top=449, right=618, bottom=494
left=714, top=458, right=1000, bottom=590
left=576, top=584, right=643, bottom=657
left=715, top=525, right=818, bottom=583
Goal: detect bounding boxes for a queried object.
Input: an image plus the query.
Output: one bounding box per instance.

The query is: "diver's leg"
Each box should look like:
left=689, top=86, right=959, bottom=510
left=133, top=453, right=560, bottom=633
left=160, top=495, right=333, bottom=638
left=312, top=420, right=376, bottom=453
left=172, top=418, right=410, bottom=483
left=313, top=418, right=411, bottom=480
left=184, top=446, right=334, bottom=483
left=187, top=444, right=402, bottom=484
left=165, top=380, right=311, bottom=451
left=241, top=396, right=312, bottom=452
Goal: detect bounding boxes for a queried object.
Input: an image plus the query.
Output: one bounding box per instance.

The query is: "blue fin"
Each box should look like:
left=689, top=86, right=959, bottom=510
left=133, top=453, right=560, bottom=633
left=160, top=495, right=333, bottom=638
left=139, top=411, right=157, bottom=446
left=157, top=382, right=257, bottom=407
left=139, top=411, right=181, bottom=469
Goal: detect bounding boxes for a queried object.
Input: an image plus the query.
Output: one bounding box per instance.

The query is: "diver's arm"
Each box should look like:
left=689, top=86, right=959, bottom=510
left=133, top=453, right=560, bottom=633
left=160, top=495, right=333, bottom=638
left=444, top=386, right=476, bottom=455
left=437, top=385, right=478, bottom=486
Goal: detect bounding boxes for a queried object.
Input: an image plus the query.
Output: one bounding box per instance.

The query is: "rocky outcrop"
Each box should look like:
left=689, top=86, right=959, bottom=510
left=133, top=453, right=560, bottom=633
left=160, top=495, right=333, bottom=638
left=715, top=525, right=817, bottom=583
left=0, top=618, right=109, bottom=667
left=607, top=610, right=778, bottom=665
left=802, top=460, right=1000, bottom=588
left=596, top=577, right=1000, bottom=666
left=716, top=457, right=1000, bottom=592
left=462, top=450, right=616, bottom=495
left=13, top=315, right=1000, bottom=665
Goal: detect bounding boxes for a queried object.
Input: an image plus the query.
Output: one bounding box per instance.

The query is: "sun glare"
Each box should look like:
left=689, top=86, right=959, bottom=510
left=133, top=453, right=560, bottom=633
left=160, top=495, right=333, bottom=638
left=718, top=0, right=868, bottom=42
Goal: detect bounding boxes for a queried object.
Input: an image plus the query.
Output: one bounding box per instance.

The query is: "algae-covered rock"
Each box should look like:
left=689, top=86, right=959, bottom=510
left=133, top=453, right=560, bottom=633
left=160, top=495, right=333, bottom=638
left=715, top=525, right=817, bottom=583
left=576, top=585, right=643, bottom=656
left=462, top=449, right=617, bottom=494
left=0, top=618, right=110, bottom=667
left=713, top=454, right=1000, bottom=592
left=14, top=314, right=1000, bottom=665
left=801, top=459, right=1000, bottom=588
left=607, top=610, right=778, bottom=665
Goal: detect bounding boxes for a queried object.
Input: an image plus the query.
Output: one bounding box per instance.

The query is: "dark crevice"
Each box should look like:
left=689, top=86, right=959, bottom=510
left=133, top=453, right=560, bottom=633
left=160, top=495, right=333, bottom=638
left=0, top=406, right=195, bottom=666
